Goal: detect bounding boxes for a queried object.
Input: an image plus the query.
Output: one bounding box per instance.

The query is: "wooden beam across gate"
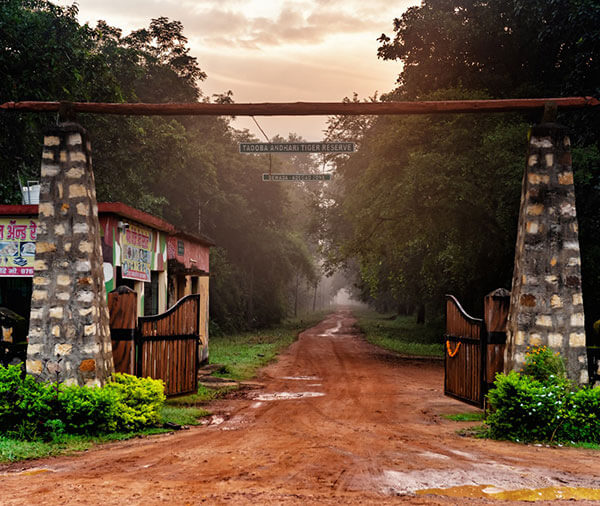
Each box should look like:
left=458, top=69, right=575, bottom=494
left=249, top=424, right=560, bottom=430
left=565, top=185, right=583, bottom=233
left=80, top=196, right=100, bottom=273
left=1, top=97, right=599, bottom=116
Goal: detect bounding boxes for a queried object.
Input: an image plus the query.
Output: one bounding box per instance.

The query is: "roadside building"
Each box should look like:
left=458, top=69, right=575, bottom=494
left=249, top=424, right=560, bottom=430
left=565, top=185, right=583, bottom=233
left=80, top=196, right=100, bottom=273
left=0, top=202, right=213, bottom=364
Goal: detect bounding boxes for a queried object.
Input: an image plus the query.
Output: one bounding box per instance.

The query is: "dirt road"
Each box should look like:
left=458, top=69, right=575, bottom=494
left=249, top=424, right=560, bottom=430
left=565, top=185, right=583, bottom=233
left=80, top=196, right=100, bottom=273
left=2, top=310, right=599, bottom=504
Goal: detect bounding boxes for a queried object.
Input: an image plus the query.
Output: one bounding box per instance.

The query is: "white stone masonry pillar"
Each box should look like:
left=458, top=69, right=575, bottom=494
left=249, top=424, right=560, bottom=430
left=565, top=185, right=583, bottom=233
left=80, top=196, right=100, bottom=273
left=26, top=122, right=114, bottom=386
left=506, top=122, right=587, bottom=384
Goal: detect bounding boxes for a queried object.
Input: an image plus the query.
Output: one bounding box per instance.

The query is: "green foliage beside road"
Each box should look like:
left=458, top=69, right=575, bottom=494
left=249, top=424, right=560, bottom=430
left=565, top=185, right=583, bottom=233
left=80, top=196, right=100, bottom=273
left=355, top=310, right=443, bottom=358
left=209, top=313, right=327, bottom=380
left=0, top=365, right=217, bottom=462
left=487, top=347, right=600, bottom=444
left=317, top=0, right=600, bottom=329
left=0, top=366, right=165, bottom=440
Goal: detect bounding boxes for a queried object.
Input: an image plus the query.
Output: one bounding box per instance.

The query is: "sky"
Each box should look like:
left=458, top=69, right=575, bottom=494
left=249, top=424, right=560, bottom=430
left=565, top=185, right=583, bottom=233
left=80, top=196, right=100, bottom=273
left=56, top=0, right=417, bottom=140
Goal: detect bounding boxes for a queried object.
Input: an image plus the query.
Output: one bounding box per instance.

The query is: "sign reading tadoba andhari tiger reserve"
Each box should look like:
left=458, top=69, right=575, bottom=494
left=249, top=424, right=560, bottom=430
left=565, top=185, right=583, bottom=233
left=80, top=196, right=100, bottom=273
left=121, top=224, right=152, bottom=282
left=239, top=142, right=355, bottom=153
left=0, top=218, right=37, bottom=277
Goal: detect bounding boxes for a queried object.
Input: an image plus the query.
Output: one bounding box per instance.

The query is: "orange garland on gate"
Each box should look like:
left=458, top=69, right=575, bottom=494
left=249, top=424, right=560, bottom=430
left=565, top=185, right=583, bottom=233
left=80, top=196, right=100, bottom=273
left=446, top=340, right=461, bottom=357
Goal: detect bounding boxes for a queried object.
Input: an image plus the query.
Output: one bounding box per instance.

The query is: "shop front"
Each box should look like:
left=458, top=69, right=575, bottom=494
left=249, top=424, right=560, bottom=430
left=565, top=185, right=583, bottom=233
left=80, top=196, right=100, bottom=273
left=0, top=202, right=214, bottom=365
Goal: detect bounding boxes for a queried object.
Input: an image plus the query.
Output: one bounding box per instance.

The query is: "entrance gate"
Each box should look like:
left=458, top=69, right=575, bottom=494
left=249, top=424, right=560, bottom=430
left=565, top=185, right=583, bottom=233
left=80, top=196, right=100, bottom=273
left=108, top=288, right=199, bottom=396
left=444, top=295, right=485, bottom=407
left=444, top=289, right=510, bottom=407
left=6, top=96, right=597, bottom=387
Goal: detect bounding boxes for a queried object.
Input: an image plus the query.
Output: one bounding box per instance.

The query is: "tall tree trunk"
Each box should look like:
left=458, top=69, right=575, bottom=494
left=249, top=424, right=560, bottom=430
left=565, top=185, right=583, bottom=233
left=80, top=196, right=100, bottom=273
left=416, top=303, right=425, bottom=325
left=248, top=265, right=255, bottom=326
left=312, top=281, right=318, bottom=312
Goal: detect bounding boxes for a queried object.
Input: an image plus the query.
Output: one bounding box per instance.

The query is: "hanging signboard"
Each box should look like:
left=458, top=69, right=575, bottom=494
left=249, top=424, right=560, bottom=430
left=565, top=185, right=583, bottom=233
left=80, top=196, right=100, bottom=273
left=0, top=218, right=37, bottom=277
left=240, top=142, right=355, bottom=153
left=121, top=224, right=152, bottom=282
left=262, top=174, right=332, bottom=181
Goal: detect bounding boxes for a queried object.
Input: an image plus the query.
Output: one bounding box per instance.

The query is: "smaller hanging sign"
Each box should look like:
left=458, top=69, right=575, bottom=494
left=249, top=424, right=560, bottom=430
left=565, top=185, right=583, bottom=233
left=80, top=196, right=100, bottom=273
left=262, top=174, right=332, bottom=181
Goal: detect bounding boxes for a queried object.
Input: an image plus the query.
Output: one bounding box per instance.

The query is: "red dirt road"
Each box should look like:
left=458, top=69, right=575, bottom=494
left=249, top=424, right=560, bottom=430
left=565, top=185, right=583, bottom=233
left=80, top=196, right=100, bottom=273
left=1, top=310, right=599, bottom=505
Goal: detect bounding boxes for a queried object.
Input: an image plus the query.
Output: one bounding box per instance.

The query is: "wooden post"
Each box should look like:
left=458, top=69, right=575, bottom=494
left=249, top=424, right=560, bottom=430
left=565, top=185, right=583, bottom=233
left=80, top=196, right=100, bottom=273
left=484, top=288, right=511, bottom=388
left=108, top=286, right=137, bottom=375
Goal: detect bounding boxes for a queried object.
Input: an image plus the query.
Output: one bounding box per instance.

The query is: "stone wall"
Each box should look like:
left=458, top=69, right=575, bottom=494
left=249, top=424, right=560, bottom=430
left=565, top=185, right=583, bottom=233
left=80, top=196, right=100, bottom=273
left=506, top=123, right=587, bottom=384
left=26, top=122, right=114, bottom=386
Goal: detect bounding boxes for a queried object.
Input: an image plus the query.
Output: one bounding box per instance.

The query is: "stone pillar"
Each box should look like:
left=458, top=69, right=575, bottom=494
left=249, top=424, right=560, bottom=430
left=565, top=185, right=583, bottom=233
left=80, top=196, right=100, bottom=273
left=506, top=122, right=587, bottom=384
left=26, top=122, right=114, bottom=386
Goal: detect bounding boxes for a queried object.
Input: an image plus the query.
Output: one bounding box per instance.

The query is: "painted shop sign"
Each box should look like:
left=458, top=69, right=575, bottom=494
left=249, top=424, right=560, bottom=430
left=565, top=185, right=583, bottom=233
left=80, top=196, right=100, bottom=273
left=121, top=224, right=152, bottom=282
left=0, top=218, right=37, bottom=277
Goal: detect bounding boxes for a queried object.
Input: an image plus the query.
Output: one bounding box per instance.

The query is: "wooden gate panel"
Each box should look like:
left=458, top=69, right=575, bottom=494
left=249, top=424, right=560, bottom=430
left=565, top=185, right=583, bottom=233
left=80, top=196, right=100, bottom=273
left=108, top=289, right=137, bottom=375
left=138, top=295, right=199, bottom=396
left=484, top=289, right=510, bottom=388
left=444, top=295, right=484, bottom=407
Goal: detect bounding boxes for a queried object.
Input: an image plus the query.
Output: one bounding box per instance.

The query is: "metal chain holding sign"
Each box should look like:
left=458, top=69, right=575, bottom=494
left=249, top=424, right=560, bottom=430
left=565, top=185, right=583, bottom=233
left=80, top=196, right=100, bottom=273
left=250, top=116, right=272, bottom=177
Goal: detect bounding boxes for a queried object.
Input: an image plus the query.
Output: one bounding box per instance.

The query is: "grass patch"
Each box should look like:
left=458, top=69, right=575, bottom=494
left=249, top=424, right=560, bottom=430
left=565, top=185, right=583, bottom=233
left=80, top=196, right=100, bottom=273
left=0, top=428, right=168, bottom=464
left=442, top=412, right=485, bottom=422
left=353, top=309, right=444, bottom=358
left=566, top=441, right=600, bottom=450
left=209, top=312, right=328, bottom=380
left=159, top=406, right=210, bottom=426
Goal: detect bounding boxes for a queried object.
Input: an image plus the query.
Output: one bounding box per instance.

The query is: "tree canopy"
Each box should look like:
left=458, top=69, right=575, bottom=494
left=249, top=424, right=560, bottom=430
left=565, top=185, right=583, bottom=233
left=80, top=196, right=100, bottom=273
left=320, top=0, right=600, bottom=331
left=0, top=0, right=334, bottom=332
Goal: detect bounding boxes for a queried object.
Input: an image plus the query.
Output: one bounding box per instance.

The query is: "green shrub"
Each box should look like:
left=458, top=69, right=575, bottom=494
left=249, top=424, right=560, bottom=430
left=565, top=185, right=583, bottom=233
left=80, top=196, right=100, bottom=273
left=0, top=365, right=57, bottom=440
left=487, top=371, right=567, bottom=442
left=560, top=387, right=600, bottom=444
left=488, top=346, right=600, bottom=445
left=58, top=385, right=120, bottom=435
left=105, top=373, right=165, bottom=431
left=0, top=366, right=166, bottom=440
left=522, top=345, right=566, bottom=383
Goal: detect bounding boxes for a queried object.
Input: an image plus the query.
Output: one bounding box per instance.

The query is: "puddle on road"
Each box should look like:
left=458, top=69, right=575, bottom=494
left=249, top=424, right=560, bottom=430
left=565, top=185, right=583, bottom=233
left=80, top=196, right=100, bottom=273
left=317, top=320, right=343, bottom=338
left=417, top=485, right=600, bottom=501
left=251, top=401, right=264, bottom=408
left=11, top=468, right=54, bottom=476
left=418, top=451, right=450, bottom=460
left=447, top=449, right=477, bottom=460
left=220, top=414, right=247, bottom=431
left=254, top=391, right=325, bottom=401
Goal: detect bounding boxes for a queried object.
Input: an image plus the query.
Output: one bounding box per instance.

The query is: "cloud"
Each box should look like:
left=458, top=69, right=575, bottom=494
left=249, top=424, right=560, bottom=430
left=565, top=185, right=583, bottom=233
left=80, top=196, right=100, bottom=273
left=139, top=1, right=388, bottom=48
left=61, top=0, right=414, bottom=49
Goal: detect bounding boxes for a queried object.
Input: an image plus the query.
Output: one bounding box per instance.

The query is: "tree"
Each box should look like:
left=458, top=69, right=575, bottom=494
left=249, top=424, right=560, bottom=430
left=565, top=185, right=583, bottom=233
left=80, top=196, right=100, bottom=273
left=319, top=89, right=529, bottom=320
left=374, top=0, right=600, bottom=330
left=377, top=0, right=600, bottom=101
left=1, top=1, right=324, bottom=333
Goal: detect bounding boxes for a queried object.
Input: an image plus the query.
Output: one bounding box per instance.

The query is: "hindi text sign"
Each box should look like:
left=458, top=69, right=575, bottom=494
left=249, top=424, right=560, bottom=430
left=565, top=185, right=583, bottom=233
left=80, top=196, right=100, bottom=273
left=0, top=218, right=37, bottom=277
left=121, top=224, right=152, bottom=282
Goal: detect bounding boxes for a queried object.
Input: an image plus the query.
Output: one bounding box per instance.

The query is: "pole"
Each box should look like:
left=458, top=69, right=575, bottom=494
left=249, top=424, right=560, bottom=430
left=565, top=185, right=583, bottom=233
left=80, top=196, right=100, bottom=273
left=1, top=97, right=598, bottom=117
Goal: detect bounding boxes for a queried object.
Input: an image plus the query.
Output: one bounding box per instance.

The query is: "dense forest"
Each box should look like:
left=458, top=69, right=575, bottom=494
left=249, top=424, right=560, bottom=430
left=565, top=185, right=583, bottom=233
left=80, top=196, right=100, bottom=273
left=0, top=0, right=334, bottom=333
left=2, top=0, right=599, bottom=338
left=316, top=0, right=600, bottom=339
